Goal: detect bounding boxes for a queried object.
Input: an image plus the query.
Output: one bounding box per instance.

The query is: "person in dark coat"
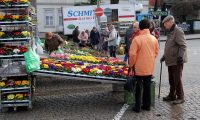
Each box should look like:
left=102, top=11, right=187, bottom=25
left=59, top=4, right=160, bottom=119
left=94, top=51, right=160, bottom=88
left=45, top=32, right=64, bottom=53
left=72, top=26, right=80, bottom=43
left=90, top=27, right=100, bottom=49
left=124, top=22, right=140, bottom=62
left=149, top=21, right=160, bottom=39
left=100, top=26, right=109, bottom=55
left=161, top=15, right=188, bottom=104
left=124, top=24, right=134, bottom=62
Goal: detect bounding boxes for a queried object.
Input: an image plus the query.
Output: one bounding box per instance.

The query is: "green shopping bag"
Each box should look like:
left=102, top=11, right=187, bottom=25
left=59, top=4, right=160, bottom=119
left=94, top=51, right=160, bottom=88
left=124, top=90, right=135, bottom=105
left=24, top=47, right=40, bottom=73
left=124, top=81, right=155, bottom=106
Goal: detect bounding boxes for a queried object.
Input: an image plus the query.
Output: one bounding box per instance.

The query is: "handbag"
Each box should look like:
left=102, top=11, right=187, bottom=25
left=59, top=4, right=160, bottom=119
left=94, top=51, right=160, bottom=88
left=124, top=67, right=136, bottom=92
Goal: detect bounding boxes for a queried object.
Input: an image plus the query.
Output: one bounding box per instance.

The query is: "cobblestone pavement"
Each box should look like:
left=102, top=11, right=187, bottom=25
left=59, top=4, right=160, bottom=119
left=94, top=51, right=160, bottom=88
left=0, top=40, right=200, bottom=120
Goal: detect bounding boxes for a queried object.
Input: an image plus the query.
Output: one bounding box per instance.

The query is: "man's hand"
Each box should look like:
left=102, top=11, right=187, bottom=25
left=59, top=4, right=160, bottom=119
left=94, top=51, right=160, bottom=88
left=160, top=56, right=165, bottom=63
left=177, top=57, right=183, bottom=64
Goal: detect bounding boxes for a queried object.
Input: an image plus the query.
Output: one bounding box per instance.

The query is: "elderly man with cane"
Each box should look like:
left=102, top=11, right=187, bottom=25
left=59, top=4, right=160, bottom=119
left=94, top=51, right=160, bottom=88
left=160, top=15, right=188, bottom=104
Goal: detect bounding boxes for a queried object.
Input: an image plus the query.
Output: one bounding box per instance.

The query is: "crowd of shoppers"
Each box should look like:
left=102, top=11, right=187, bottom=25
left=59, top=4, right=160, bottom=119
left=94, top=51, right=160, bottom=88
left=43, top=15, right=187, bottom=113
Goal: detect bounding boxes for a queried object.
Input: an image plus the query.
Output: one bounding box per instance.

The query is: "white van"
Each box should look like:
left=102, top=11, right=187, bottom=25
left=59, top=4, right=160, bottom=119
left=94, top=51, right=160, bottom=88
left=62, top=4, right=136, bottom=35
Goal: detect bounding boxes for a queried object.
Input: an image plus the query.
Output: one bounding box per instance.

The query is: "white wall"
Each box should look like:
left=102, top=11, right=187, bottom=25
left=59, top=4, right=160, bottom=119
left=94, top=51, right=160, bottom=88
left=37, top=5, right=67, bottom=33
left=37, top=0, right=75, bottom=37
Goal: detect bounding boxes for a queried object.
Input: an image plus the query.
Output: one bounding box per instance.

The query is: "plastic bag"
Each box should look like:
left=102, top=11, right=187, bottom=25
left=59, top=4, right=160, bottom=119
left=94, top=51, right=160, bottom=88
left=36, top=42, right=44, bottom=55
left=116, top=35, right=121, bottom=45
left=24, top=47, right=40, bottom=73
left=36, top=37, right=44, bottom=47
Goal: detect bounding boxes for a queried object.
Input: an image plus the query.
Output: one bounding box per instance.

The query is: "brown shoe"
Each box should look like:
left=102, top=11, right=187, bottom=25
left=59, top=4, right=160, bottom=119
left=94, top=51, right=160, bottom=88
left=163, top=96, right=176, bottom=102
left=172, top=99, right=185, bottom=104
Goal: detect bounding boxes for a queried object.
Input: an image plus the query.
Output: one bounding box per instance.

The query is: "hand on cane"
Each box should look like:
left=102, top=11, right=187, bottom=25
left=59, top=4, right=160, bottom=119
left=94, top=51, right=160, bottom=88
left=160, top=56, right=165, bottom=63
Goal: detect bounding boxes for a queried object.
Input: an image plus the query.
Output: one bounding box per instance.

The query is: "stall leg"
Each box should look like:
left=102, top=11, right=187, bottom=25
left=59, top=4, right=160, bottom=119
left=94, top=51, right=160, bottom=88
left=112, top=84, right=124, bottom=92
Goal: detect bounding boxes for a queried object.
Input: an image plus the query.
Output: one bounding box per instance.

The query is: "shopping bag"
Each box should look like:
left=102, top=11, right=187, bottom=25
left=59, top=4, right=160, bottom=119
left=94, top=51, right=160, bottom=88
left=124, top=68, right=136, bottom=92
left=36, top=42, right=44, bottom=55
left=116, top=33, right=121, bottom=46
left=124, top=90, right=135, bottom=105
left=24, top=47, right=40, bottom=73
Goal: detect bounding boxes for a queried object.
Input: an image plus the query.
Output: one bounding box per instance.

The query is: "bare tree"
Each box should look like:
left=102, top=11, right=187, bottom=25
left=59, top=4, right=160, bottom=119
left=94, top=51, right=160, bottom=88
left=171, top=0, right=200, bottom=22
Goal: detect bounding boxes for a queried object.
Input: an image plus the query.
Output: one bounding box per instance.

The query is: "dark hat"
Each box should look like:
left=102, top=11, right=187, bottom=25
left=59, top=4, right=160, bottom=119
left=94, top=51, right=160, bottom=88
left=162, top=15, right=174, bottom=24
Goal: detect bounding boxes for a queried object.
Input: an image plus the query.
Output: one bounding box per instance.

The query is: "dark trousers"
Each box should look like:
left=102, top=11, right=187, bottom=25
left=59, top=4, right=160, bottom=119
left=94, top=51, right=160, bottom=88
left=134, top=75, right=152, bottom=110
left=109, top=46, right=116, bottom=58
left=168, top=64, right=184, bottom=99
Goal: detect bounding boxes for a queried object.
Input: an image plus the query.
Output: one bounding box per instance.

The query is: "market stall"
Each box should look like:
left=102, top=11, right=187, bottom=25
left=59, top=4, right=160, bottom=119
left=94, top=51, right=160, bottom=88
left=32, top=45, right=129, bottom=84
left=0, top=0, right=36, bottom=111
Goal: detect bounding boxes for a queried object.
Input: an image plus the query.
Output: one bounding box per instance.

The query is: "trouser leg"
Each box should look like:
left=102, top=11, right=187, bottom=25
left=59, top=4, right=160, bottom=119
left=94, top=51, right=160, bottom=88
left=168, top=66, right=176, bottom=98
left=113, top=46, right=116, bottom=58
left=142, top=76, right=152, bottom=108
left=134, top=76, right=143, bottom=110
left=174, top=64, right=184, bottom=99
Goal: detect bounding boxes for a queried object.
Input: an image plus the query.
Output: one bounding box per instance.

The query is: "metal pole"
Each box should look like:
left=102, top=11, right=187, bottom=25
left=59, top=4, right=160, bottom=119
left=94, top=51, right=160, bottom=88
left=97, top=0, right=100, bottom=29
left=158, top=62, right=163, bottom=98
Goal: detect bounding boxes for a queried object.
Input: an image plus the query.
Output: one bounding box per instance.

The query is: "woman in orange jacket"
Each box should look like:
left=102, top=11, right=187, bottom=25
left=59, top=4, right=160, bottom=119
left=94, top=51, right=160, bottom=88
left=129, top=19, right=159, bottom=113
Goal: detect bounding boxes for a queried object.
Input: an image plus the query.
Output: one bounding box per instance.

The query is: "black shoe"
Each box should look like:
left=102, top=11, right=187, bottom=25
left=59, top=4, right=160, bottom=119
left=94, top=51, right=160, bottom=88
left=141, top=106, right=151, bottom=111
left=163, top=96, right=176, bottom=101
left=132, top=107, right=141, bottom=113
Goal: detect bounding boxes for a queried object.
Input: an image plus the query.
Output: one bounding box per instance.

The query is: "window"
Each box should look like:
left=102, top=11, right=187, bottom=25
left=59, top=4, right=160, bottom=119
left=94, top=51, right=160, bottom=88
left=45, top=9, right=54, bottom=26
left=112, top=9, right=118, bottom=21
left=58, top=9, right=63, bottom=26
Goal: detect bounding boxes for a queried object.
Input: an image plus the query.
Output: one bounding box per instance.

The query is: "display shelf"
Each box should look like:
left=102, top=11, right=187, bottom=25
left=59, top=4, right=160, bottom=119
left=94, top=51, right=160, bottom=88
left=0, top=65, right=27, bottom=78
left=1, top=90, right=29, bottom=94
left=0, top=1, right=34, bottom=111
left=1, top=100, right=29, bottom=104
left=0, top=4, right=29, bottom=9
left=33, top=70, right=126, bottom=84
left=0, top=87, right=30, bottom=92
left=1, top=103, right=29, bottom=107
left=0, top=21, right=32, bottom=25
left=0, top=37, right=31, bottom=42
left=0, top=55, right=24, bottom=59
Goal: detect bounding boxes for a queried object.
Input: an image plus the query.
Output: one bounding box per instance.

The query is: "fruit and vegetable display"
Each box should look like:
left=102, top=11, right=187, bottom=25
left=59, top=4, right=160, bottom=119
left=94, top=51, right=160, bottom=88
left=0, top=45, right=27, bottom=55
left=40, top=58, right=128, bottom=79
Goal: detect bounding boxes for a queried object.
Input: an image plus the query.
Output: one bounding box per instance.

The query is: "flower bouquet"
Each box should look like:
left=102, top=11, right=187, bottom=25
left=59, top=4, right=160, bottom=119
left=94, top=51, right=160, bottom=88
left=0, top=14, right=5, bottom=21
left=0, top=81, right=6, bottom=88
left=11, top=0, right=29, bottom=5
left=13, top=31, right=22, bottom=38
left=14, top=80, right=29, bottom=87
left=21, top=31, right=31, bottom=38
left=0, top=45, right=28, bottom=55
left=0, top=0, right=12, bottom=6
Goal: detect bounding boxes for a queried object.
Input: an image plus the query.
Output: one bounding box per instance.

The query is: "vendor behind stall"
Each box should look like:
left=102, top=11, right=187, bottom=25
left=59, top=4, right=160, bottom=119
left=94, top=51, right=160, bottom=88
left=44, top=32, right=64, bottom=53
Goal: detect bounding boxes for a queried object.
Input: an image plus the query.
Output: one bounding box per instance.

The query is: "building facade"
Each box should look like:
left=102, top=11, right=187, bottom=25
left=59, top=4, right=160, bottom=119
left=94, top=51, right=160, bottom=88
left=36, top=0, right=149, bottom=37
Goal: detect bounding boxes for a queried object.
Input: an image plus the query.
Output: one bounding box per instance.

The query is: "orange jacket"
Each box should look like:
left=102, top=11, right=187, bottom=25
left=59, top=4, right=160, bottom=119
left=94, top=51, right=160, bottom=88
left=129, top=29, right=158, bottom=76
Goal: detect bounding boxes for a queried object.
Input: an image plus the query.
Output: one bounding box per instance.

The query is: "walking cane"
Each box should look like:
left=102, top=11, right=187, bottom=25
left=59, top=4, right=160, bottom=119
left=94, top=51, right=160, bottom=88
left=158, top=62, right=163, bottom=98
